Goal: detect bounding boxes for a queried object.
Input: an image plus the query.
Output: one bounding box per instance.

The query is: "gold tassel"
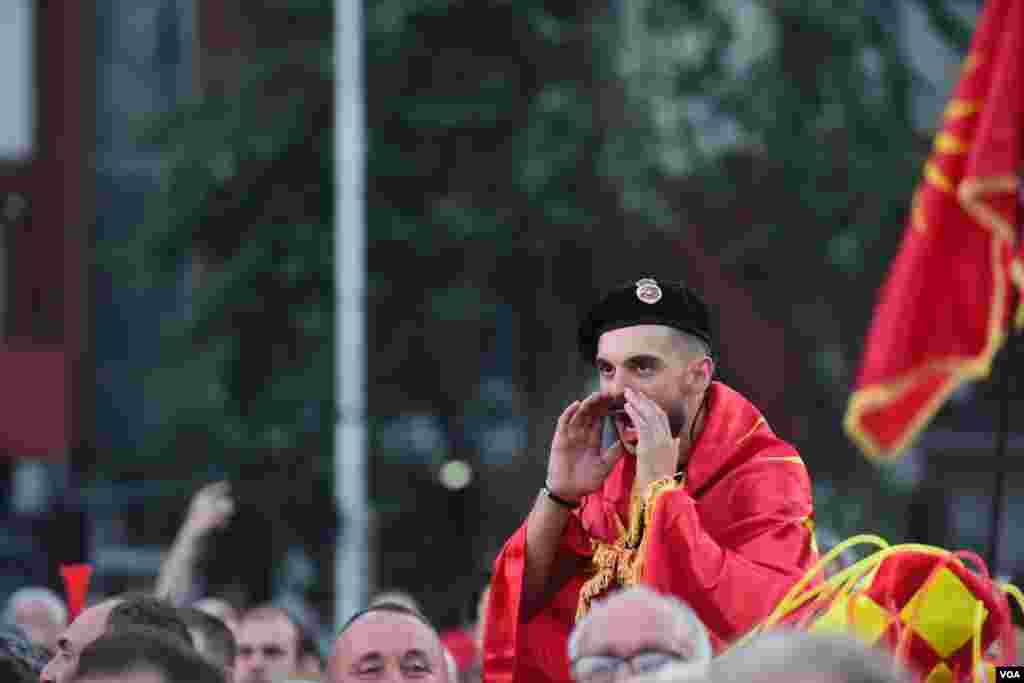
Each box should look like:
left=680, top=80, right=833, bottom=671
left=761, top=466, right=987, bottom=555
left=628, top=475, right=685, bottom=585
left=576, top=540, right=636, bottom=621
left=575, top=475, right=685, bottom=621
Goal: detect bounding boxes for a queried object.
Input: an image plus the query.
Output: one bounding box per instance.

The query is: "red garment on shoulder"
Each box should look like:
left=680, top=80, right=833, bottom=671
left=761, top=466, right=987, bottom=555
left=482, top=382, right=817, bottom=683
left=441, top=627, right=479, bottom=672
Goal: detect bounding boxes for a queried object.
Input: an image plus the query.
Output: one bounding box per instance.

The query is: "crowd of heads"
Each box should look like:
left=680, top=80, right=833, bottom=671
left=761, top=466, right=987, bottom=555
left=337, top=578, right=1016, bottom=683
left=5, top=571, right=1022, bottom=683
left=0, top=584, right=329, bottom=683
left=0, top=583, right=460, bottom=683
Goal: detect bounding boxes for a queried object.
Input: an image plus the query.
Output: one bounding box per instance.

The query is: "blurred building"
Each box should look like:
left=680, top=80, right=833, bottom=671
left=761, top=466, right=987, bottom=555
left=0, top=0, right=233, bottom=601
left=0, top=0, right=326, bottom=612
left=0, top=1, right=92, bottom=598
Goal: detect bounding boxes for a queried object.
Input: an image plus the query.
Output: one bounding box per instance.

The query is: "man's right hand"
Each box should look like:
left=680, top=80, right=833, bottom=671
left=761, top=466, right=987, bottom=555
left=546, top=392, right=624, bottom=502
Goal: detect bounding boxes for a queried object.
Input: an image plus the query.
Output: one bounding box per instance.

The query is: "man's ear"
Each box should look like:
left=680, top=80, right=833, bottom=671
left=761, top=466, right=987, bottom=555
left=693, top=356, right=714, bottom=393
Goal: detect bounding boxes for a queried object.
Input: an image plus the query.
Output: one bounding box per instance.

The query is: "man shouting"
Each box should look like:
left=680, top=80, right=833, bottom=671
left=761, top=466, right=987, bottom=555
left=483, top=278, right=818, bottom=682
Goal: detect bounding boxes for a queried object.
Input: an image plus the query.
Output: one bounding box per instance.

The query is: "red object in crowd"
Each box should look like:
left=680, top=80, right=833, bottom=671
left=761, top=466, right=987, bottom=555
left=845, top=0, right=1024, bottom=460
left=441, top=627, right=478, bottom=672
left=60, top=563, right=93, bottom=622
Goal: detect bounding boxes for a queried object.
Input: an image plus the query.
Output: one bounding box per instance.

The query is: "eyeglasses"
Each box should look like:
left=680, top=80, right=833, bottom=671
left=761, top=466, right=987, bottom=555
left=570, top=650, right=684, bottom=682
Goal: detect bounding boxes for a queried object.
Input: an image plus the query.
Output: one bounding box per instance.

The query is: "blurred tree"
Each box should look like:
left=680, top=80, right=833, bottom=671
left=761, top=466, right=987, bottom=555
left=103, top=0, right=338, bottom=614
left=105, top=0, right=969, bottom=623
left=106, top=0, right=666, bottom=624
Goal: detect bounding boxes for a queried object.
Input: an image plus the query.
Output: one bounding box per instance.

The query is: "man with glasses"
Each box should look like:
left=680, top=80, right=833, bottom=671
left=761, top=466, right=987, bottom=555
left=483, top=278, right=818, bottom=682
left=567, top=587, right=711, bottom=683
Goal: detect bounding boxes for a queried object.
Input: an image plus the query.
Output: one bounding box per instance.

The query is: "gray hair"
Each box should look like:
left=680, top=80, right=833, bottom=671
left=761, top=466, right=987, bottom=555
left=567, top=586, right=712, bottom=665
left=713, top=630, right=912, bottom=683
left=0, top=624, right=49, bottom=676
left=3, top=587, right=68, bottom=628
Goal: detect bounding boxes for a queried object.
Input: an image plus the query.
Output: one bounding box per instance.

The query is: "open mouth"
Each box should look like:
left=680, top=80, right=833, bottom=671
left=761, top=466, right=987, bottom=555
left=611, top=409, right=637, bottom=442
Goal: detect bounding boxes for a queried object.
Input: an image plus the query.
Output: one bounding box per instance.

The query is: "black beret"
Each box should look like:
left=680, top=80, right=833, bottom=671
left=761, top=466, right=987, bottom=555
left=577, top=278, right=714, bottom=363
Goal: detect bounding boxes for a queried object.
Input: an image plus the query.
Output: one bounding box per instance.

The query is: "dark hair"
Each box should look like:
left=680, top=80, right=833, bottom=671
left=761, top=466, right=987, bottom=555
left=339, top=602, right=437, bottom=636
left=108, top=595, right=194, bottom=649
left=0, top=624, right=47, bottom=676
left=179, top=608, right=237, bottom=670
left=0, top=656, right=36, bottom=683
left=73, top=627, right=225, bottom=683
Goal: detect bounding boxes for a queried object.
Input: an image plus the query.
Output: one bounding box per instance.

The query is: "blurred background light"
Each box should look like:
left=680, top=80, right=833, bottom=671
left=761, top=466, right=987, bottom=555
left=439, top=460, right=473, bottom=491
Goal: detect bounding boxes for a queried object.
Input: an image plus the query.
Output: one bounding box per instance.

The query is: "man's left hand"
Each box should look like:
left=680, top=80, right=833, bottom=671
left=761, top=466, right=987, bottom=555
left=623, top=387, right=679, bottom=491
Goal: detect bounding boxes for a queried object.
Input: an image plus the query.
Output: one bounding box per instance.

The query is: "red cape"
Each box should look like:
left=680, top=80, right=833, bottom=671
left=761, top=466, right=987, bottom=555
left=483, top=382, right=817, bottom=683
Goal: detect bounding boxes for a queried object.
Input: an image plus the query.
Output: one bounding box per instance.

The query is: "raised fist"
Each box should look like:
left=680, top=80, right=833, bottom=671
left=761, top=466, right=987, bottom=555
left=183, top=481, right=235, bottom=538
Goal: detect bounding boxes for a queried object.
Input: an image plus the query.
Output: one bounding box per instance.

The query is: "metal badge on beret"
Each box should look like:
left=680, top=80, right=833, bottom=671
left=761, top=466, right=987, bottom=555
left=635, top=278, right=662, bottom=305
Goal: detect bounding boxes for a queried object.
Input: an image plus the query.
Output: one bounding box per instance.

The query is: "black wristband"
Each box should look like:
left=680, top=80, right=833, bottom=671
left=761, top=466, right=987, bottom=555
left=542, top=484, right=581, bottom=509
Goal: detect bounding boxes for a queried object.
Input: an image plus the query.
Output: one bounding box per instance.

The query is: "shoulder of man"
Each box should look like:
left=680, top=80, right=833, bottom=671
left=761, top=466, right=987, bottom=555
left=687, top=382, right=805, bottom=495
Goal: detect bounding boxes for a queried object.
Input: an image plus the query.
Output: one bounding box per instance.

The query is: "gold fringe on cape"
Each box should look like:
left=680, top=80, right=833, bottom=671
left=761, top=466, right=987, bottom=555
left=575, top=474, right=684, bottom=622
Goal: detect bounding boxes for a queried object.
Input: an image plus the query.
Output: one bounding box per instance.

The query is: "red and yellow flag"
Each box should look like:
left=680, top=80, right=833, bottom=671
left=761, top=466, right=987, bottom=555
left=845, top=0, right=1024, bottom=460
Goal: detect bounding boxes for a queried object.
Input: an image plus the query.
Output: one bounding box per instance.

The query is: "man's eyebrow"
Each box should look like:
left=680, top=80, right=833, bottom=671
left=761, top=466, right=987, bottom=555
left=595, top=352, right=664, bottom=365
left=597, top=351, right=664, bottom=361
left=625, top=353, right=662, bottom=364
left=401, top=649, right=433, bottom=665
left=356, top=651, right=383, bottom=662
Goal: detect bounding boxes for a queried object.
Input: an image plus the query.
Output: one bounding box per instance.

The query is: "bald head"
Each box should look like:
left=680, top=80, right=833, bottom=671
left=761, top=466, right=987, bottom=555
left=368, top=591, right=422, bottom=615
left=330, top=607, right=449, bottom=683
left=5, top=587, right=68, bottom=652
left=569, top=587, right=712, bottom=680
left=41, top=599, right=122, bottom=683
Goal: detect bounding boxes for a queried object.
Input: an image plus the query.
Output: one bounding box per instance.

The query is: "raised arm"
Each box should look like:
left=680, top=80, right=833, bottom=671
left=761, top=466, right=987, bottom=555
left=522, top=393, right=623, bottom=616
left=154, top=481, right=235, bottom=606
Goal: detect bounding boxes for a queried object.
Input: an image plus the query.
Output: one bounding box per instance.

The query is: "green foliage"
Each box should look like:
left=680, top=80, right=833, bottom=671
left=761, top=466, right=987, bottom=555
left=103, top=0, right=638, bottom=502
left=103, top=31, right=333, bottom=476
left=914, top=0, right=973, bottom=52
left=616, top=1, right=973, bottom=446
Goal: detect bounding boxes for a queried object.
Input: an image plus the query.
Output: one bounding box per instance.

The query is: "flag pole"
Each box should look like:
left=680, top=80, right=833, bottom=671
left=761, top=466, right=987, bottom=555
left=987, top=325, right=1017, bottom=576
left=335, top=0, right=369, bottom=627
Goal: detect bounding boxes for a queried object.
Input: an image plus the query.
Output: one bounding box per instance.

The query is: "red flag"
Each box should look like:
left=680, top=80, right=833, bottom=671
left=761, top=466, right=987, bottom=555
left=60, top=563, right=93, bottom=622
left=845, top=0, right=1024, bottom=460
